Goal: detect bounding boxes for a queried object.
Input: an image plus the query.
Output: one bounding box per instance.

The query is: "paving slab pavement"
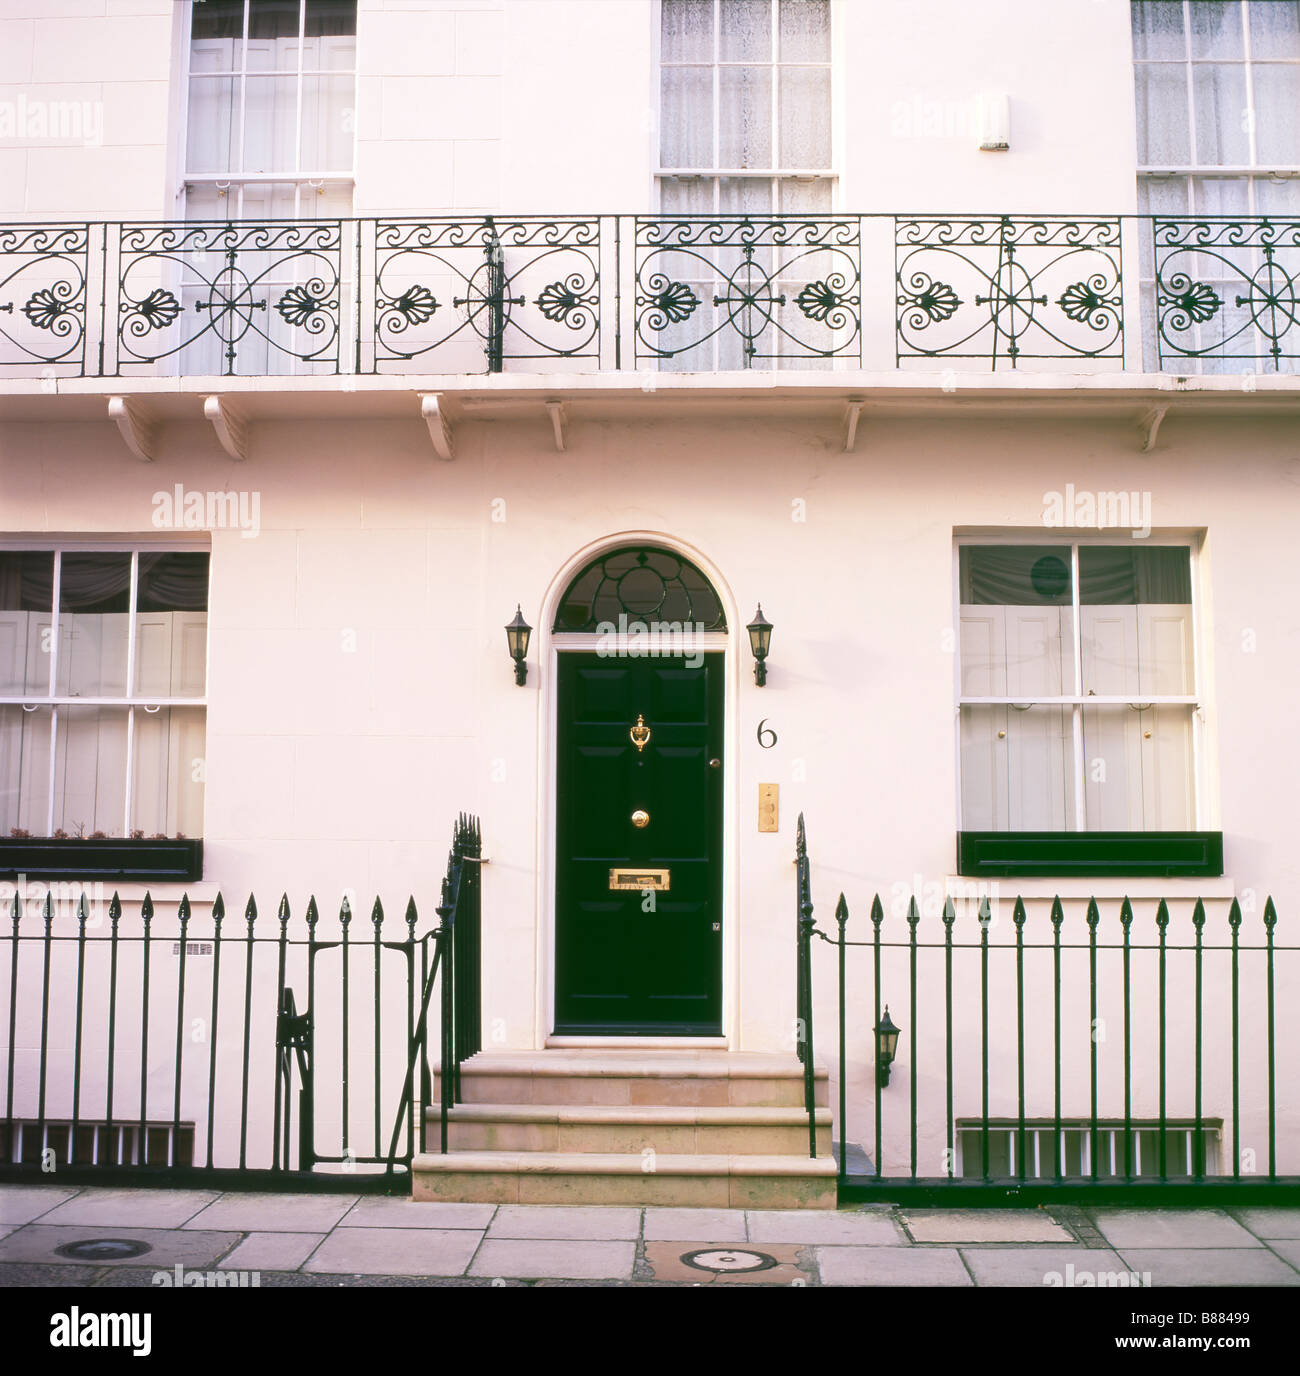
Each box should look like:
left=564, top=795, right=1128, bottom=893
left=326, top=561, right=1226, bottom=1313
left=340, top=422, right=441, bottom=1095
left=901, top=1208, right=1073, bottom=1243
left=960, top=1246, right=1130, bottom=1287
left=1113, top=1247, right=1300, bottom=1287
left=815, top=1244, right=973, bottom=1286
left=470, top=1238, right=637, bottom=1280
left=1090, top=1209, right=1261, bottom=1249
left=0, top=1185, right=1296, bottom=1288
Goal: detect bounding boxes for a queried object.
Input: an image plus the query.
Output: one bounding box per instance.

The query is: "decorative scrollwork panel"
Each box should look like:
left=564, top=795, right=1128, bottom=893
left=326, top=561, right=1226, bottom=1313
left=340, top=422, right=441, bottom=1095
left=366, top=217, right=600, bottom=372
left=113, top=221, right=342, bottom=376
left=0, top=225, right=90, bottom=373
left=1153, top=217, right=1300, bottom=371
left=896, top=217, right=1124, bottom=368
left=634, top=216, right=861, bottom=368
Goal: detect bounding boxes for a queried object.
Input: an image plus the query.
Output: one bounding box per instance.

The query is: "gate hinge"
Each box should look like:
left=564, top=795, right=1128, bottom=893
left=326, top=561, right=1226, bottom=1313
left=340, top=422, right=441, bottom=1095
left=277, top=1008, right=311, bottom=1050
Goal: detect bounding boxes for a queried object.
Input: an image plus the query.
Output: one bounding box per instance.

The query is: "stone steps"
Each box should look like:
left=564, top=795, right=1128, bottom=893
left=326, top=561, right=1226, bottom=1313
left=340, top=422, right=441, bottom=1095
left=411, top=1150, right=839, bottom=1208
left=438, top=1102, right=833, bottom=1155
left=434, top=1049, right=829, bottom=1109
left=413, top=1049, right=839, bottom=1208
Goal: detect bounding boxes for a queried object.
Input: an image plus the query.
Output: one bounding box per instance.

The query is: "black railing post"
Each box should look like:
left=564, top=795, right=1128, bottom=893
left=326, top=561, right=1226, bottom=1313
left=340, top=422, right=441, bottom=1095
left=372, top=897, right=384, bottom=1161
left=1120, top=896, right=1133, bottom=1178
left=1229, top=896, right=1242, bottom=1179
left=1157, top=897, right=1169, bottom=1181
left=35, top=891, right=52, bottom=1167
left=799, top=892, right=816, bottom=1160
left=105, top=892, right=120, bottom=1163
left=302, top=897, right=319, bottom=1173
left=835, top=892, right=847, bottom=1184
left=1193, top=897, right=1206, bottom=1179
left=794, top=813, right=807, bottom=1066
left=1013, top=896, right=1026, bottom=1181
left=439, top=895, right=453, bottom=1155
left=978, top=895, right=990, bottom=1182
left=238, top=895, right=256, bottom=1171
left=339, top=895, right=352, bottom=1166
left=942, top=895, right=955, bottom=1178
left=1264, top=896, right=1278, bottom=1180
left=271, top=894, right=290, bottom=1172
left=4, top=891, right=20, bottom=1165
left=907, top=895, right=919, bottom=1181
left=793, top=814, right=816, bottom=1160
left=404, top=897, right=418, bottom=1160
left=172, top=894, right=191, bottom=1168
left=1087, top=896, right=1099, bottom=1183
left=137, top=891, right=152, bottom=1165
left=871, top=894, right=884, bottom=1177
left=1051, top=895, right=1063, bottom=1181
left=486, top=220, right=505, bottom=373
left=205, top=894, right=224, bottom=1170
left=71, top=893, right=89, bottom=1165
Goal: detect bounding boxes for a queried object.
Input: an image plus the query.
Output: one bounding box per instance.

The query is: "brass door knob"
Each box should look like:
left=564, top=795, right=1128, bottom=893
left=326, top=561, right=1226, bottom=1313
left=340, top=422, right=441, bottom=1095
left=709, top=758, right=722, bottom=769
left=631, top=809, right=650, bottom=828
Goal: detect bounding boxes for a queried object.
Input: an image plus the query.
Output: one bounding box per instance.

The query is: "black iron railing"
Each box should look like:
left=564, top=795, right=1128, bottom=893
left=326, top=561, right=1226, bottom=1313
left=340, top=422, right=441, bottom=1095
left=794, top=813, right=817, bottom=1159
left=797, top=856, right=1296, bottom=1202
left=0, top=813, right=482, bottom=1192
left=5, top=212, right=1300, bottom=376
left=1152, top=216, right=1300, bottom=369
left=895, top=216, right=1123, bottom=365
left=386, top=812, right=482, bottom=1165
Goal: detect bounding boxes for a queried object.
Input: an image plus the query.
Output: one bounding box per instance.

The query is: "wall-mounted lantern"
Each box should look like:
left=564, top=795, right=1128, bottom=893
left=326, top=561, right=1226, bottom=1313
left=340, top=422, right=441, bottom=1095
left=747, top=605, right=772, bottom=686
left=505, top=605, right=532, bottom=686
left=876, top=1005, right=901, bottom=1087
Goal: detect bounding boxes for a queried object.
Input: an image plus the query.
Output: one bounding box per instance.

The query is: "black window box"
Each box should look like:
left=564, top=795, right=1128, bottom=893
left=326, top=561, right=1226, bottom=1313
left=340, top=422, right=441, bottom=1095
left=957, top=831, right=1223, bottom=879
left=0, top=838, right=203, bottom=883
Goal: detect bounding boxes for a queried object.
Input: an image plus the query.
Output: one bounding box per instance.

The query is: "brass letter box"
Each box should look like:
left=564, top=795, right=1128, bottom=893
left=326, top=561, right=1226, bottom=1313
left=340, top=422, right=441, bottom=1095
left=609, top=867, right=670, bottom=891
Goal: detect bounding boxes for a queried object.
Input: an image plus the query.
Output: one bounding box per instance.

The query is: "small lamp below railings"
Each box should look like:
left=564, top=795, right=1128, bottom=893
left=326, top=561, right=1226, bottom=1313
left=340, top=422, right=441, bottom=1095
left=505, top=605, right=532, bottom=686
left=747, top=605, right=772, bottom=686
left=876, top=1005, right=901, bottom=1088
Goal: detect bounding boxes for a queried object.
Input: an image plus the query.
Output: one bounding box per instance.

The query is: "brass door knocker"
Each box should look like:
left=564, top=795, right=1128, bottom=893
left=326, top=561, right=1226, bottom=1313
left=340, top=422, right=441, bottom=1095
left=630, top=714, right=651, bottom=752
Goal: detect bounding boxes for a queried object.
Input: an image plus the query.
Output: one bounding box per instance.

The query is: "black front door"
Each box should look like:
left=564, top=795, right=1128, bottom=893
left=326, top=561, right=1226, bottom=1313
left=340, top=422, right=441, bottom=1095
left=555, top=652, right=723, bottom=1034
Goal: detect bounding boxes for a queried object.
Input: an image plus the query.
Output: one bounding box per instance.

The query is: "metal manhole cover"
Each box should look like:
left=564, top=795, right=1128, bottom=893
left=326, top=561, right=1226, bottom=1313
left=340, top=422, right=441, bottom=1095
left=679, top=1248, right=778, bottom=1274
left=54, top=1238, right=153, bottom=1261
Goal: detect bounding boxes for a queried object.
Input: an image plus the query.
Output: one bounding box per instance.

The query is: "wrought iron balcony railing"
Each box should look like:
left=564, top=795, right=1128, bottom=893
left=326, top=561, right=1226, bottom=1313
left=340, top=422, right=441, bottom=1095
left=1, top=213, right=1297, bottom=379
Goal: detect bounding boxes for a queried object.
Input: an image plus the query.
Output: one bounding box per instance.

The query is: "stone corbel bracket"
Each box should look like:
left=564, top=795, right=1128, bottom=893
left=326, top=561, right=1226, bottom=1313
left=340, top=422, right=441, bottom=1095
left=420, top=393, right=455, bottom=461
left=204, top=395, right=249, bottom=462
left=545, top=399, right=567, bottom=452
left=1138, top=403, right=1169, bottom=454
left=107, top=395, right=156, bottom=463
left=842, top=398, right=865, bottom=453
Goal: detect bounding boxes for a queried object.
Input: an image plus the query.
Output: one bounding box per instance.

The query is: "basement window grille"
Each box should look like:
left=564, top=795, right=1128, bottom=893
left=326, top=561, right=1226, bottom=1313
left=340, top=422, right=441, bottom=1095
left=956, top=1119, right=1222, bottom=1179
left=0, top=1120, right=196, bottom=1169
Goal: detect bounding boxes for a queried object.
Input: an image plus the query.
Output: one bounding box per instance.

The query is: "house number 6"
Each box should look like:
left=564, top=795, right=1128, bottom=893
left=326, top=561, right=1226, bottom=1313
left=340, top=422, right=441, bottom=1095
left=756, top=719, right=778, bottom=749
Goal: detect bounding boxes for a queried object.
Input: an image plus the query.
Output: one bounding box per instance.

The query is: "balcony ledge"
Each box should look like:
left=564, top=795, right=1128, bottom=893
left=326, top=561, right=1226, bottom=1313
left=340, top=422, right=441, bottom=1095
left=4, top=368, right=1300, bottom=432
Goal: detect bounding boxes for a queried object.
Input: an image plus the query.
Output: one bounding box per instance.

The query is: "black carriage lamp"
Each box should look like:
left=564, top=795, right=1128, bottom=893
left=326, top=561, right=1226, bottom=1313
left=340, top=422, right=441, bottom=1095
left=876, top=1006, right=901, bottom=1088
left=747, top=605, right=773, bottom=686
left=505, top=605, right=532, bottom=686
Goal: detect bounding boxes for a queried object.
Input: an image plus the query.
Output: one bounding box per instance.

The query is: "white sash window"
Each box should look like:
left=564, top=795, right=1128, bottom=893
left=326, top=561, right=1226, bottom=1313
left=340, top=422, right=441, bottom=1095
left=183, top=0, right=357, bottom=221
left=0, top=549, right=209, bottom=841
left=957, top=541, right=1200, bottom=833
left=658, top=0, right=834, bottom=215
left=1132, top=1, right=1300, bottom=367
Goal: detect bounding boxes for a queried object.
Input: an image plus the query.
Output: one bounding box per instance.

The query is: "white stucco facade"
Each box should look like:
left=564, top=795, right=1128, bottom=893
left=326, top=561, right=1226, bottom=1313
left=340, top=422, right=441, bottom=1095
left=1, top=0, right=1297, bottom=1181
